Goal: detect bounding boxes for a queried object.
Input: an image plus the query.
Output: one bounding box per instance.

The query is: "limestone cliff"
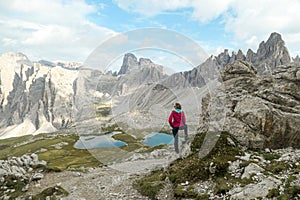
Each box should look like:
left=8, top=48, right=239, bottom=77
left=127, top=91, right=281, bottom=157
left=200, top=60, right=300, bottom=149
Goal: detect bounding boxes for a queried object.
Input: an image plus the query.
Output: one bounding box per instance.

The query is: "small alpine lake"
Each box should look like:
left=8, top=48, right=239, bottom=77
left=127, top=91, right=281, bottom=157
left=74, top=132, right=177, bottom=149
left=74, top=132, right=127, bottom=149
left=142, top=132, right=174, bottom=147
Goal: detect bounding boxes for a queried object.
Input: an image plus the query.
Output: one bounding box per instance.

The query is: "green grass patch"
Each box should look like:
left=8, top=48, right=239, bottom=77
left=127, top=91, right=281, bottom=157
left=101, top=124, right=123, bottom=134
left=26, top=186, right=69, bottom=200
left=265, top=161, right=290, bottom=174
left=133, top=169, right=165, bottom=200
left=292, top=164, right=300, bottom=174
left=112, top=133, right=137, bottom=143
left=0, top=175, right=28, bottom=199
left=267, top=188, right=280, bottom=198
left=37, top=136, right=100, bottom=171
left=121, top=143, right=144, bottom=152
left=0, top=135, right=33, bottom=159
left=0, top=133, right=101, bottom=172
left=167, top=132, right=242, bottom=185
left=174, top=185, right=198, bottom=199
left=262, top=152, right=281, bottom=161
left=279, top=185, right=300, bottom=200
left=196, top=194, right=210, bottom=200
left=112, top=133, right=144, bottom=152
left=214, top=177, right=232, bottom=195
left=134, top=132, right=244, bottom=199
left=239, top=160, right=257, bottom=168
left=190, top=132, right=206, bottom=154
left=285, top=175, right=296, bottom=189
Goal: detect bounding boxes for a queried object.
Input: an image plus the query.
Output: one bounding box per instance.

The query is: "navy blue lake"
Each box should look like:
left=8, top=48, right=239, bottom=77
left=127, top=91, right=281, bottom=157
left=143, top=133, right=174, bottom=146
left=74, top=132, right=127, bottom=149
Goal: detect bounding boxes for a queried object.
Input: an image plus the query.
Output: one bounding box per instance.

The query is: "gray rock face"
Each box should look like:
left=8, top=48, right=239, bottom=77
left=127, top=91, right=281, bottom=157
left=229, top=176, right=282, bottom=200
left=0, top=53, right=79, bottom=138
left=294, top=55, right=300, bottom=63
left=246, top=32, right=291, bottom=73
left=217, top=49, right=231, bottom=67
left=0, top=32, right=296, bottom=140
left=200, top=60, right=300, bottom=149
left=118, top=53, right=166, bottom=76
left=118, top=53, right=139, bottom=75
left=241, top=163, right=264, bottom=179
left=199, top=32, right=291, bottom=81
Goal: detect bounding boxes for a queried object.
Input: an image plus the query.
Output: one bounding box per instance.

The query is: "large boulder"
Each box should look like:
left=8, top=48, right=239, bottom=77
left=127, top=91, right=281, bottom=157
left=200, top=60, right=300, bottom=149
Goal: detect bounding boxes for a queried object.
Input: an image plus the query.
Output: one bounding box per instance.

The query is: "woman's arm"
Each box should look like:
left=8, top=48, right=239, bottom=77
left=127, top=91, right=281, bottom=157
left=168, top=111, right=174, bottom=127
left=182, top=111, right=186, bottom=125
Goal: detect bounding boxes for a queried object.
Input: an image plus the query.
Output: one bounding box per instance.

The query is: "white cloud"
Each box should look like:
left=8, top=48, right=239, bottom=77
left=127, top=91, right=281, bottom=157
left=112, top=0, right=233, bottom=22
left=2, top=38, right=17, bottom=46
left=221, top=0, right=300, bottom=56
left=2, top=0, right=300, bottom=62
left=191, top=0, right=234, bottom=23
left=113, top=0, right=300, bottom=56
left=113, top=0, right=191, bottom=17
left=0, top=0, right=116, bottom=61
left=245, top=36, right=259, bottom=48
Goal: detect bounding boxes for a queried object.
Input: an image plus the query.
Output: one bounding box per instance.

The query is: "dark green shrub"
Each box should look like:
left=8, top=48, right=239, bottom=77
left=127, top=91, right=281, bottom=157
left=267, top=188, right=280, bottom=198
left=174, top=185, right=198, bottom=198
left=133, top=170, right=165, bottom=200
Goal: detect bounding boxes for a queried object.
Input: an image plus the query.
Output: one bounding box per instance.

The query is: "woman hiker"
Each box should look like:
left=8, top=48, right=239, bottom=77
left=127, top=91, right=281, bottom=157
left=168, top=102, right=188, bottom=153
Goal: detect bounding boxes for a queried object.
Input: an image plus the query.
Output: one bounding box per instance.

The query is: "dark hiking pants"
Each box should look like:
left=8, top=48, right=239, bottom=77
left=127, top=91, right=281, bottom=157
left=172, top=125, right=188, bottom=153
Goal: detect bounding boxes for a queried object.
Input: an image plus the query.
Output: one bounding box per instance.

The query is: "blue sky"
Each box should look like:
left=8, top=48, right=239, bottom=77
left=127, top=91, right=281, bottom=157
left=0, top=0, right=300, bottom=71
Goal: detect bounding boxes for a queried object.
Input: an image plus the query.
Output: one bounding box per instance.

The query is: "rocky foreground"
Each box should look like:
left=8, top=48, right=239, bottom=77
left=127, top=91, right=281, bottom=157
left=0, top=132, right=299, bottom=199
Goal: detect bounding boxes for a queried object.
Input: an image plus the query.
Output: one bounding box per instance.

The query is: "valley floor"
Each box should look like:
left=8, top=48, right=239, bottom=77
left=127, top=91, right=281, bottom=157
left=27, top=152, right=179, bottom=199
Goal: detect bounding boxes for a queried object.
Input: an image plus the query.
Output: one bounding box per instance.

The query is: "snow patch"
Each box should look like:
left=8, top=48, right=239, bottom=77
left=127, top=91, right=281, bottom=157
left=0, top=119, right=36, bottom=139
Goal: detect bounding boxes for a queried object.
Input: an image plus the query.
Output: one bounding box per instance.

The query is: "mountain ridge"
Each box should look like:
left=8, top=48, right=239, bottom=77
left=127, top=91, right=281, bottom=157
left=0, top=32, right=298, bottom=139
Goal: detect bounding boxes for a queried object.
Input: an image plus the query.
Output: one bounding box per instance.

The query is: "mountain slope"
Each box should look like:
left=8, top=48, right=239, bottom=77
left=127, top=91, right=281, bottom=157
left=0, top=53, right=78, bottom=138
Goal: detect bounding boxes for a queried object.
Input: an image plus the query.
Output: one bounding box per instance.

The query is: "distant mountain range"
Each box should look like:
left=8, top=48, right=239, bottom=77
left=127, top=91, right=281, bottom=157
left=0, top=32, right=299, bottom=143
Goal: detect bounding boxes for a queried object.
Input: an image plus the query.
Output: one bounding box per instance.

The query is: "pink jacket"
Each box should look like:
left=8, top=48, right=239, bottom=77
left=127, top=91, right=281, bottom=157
left=168, top=109, right=186, bottom=128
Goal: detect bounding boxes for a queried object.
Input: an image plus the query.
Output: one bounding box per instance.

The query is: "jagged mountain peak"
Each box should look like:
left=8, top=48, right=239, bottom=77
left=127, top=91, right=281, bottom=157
left=118, top=53, right=166, bottom=75
left=138, top=57, right=153, bottom=65
left=258, top=32, right=285, bottom=53
left=268, top=32, right=284, bottom=43
left=294, top=55, right=300, bottom=63
left=247, top=32, right=291, bottom=72
left=202, top=32, right=291, bottom=74
left=118, top=53, right=138, bottom=75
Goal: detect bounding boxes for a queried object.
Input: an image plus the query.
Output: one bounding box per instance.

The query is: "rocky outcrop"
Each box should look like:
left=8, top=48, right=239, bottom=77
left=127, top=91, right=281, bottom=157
left=200, top=60, right=300, bottom=149
left=246, top=32, right=291, bottom=73
left=0, top=53, right=78, bottom=138
left=135, top=132, right=300, bottom=200
left=0, top=153, right=46, bottom=178
left=0, top=153, right=47, bottom=199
